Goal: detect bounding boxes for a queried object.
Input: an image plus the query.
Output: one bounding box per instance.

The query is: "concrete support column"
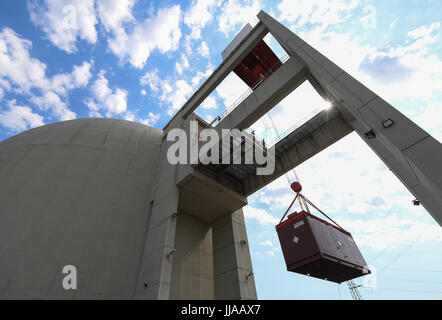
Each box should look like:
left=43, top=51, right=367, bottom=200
left=170, top=212, right=214, bottom=299
left=135, top=139, right=179, bottom=299
left=212, top=209, right=257, bottom=300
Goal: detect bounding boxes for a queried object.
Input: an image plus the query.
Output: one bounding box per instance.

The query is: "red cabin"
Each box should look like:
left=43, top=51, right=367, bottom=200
left=276, top=184, right=370, bottom=283
left=276, top=210, right=370, bottom=283
left=233, top=40, right=282, bottom=89
left=221, top=23, right=283, bottom=90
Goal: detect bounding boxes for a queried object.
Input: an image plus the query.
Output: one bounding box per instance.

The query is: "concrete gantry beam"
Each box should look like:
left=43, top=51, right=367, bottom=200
left=216, top=56, right=308, bottom=131
left=163, top=22, right=268, bottom=133
left=242, top=109, right=353, bottom=196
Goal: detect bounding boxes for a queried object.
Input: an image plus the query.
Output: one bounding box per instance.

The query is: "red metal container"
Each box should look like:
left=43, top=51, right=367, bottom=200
left=276, top=211, right=370, bottom=283
left=233, top=40, right=282, bottom=89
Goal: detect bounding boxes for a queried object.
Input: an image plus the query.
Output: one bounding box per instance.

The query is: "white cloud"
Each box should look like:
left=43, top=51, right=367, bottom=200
left=96, top=0, right=134, bottom=34
left=184, top=0, right=220, bottom=39
left=359, top=22, right=442, bottom=104
left=175, top=54, right=190, bottom=75
left=141, top=112, right=160, bottom=126
left=27, top=1, right=186, bottom=69
left=183, top=35, right=194, bottom=56
left=124, top=110, right=159, bottom=127
left=243, top=206, right=279, bottom=225
left=141, top=64, right=214, bottom=115
left=50, top=73, right=76, bottom=96
left=191, top=64, right=215, bottom=86
left=123, top=110, right=135, bottom=121
left=296, top=27, right=375, bottom=81
left=107, top=5, right=182, bottom=68
left=0, top=100, right=44, bottom=132
left=258, top=240, right=274, bottom=247
left=141, top=89, right=147, bottom=96
left=182, top=0, right=219, bottom=58
left=201, top=96, right=217, bottom=110
left=0, top=27, right=85, bottom=121
left=291, top=19, right=442, bottom=106
left=408, top=22, right=440, bottom=40
left=167, top=80, right=193, bottom=116
left=215, top=72, right=249, bottom=109
left=413, top=101, right=442, bottom=137
left=218, top=0, right=262, bottom=36
left=0, top=79, right=11, bottom=92
left=86, top=71, right=127, bottom=117
left=278, top=0, right=357, bottom=31
left=72, top=61, right=92, bottom=87
left=30, top=91, right=76, bottom=120
left=50, top=61, right=92, bottom=96
left=198, top=41, right=210, bottom=58
left=0, top=28, right=49, bottom=92
left=140, top=69, right=165, bottom=92
left=341, top=215, right=442, bottom=251
left=27, top=0, right=97, bottom=53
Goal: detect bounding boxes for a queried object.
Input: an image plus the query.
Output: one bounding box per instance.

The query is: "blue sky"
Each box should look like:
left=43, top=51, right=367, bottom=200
left=1, top=0, right=441, bottom=299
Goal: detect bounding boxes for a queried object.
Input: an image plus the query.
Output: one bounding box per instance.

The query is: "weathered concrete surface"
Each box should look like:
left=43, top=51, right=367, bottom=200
left=170, top=212, right=214, bottom=299
left=213, top=209, right=256, bottom=300
left=134, top=114, right=255, bottom=300
left=0, top=118, right=162, bottom=299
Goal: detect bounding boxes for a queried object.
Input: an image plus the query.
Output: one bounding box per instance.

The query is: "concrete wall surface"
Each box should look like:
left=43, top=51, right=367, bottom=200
left=0, top=118, right=162, bottom=299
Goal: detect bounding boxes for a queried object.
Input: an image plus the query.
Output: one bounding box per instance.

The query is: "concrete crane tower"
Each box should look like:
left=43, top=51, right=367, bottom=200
left=0, top=10, right=441, bottom=300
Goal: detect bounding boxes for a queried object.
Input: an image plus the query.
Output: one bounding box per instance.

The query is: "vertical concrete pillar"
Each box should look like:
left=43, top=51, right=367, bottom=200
left=212, top=209, right=257, bottom=300
left=135, top=138, right=179, bottom=299
left=169, top=212, right=214, bottom=299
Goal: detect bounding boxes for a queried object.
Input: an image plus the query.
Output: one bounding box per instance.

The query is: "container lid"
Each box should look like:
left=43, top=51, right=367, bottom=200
left=276, top=210, right=352, bottom=236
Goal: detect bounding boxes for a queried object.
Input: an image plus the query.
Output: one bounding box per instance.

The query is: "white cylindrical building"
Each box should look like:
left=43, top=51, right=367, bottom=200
left=0, top=118, right=162, bottom=299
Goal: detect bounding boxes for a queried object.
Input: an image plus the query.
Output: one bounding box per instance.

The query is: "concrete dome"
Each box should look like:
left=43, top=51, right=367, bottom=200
left=0, top=118, right=162, bottom=299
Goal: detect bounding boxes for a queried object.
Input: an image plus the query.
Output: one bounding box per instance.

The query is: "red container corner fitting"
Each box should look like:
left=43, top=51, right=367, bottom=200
left=276, top=210, right=370, bottom=283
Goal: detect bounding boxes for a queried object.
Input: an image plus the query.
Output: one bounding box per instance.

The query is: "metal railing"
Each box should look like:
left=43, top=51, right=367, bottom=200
left=267, top=107, right=325, bottom=147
